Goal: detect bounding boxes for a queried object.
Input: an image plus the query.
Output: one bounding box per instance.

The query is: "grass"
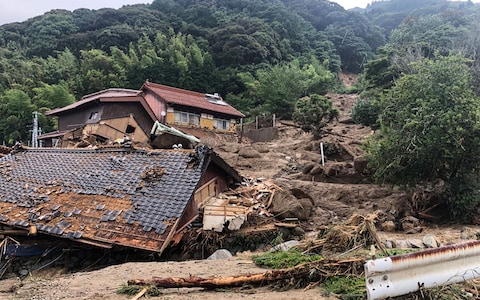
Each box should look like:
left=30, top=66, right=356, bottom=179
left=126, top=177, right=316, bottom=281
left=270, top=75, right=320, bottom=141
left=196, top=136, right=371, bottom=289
left=116, top=284, right=163, bottom=297
left=322, top=275, right=365, bottom=299
left=252, top=249, right=322, bottom=269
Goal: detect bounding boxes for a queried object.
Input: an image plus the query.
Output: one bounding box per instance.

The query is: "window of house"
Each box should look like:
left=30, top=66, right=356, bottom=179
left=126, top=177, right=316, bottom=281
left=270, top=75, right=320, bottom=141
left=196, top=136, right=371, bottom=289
left=125, top=125, right=136, bottom=134
left=174, top=111, right=200, bottom=126
left=213, top=118, right=230, bottom=130
left=89, top=112, right=98, bottom=120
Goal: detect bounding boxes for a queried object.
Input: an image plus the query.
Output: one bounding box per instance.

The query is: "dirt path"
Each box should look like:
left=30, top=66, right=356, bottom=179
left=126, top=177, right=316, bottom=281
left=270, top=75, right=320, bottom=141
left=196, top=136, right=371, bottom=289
left=6, top=258, right=338, bottom=300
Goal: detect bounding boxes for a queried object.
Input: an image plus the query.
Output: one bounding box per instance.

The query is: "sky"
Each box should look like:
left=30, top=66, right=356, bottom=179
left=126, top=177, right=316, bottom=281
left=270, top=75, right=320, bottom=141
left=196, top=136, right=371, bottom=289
left=0, top=0, right=479, bottom=25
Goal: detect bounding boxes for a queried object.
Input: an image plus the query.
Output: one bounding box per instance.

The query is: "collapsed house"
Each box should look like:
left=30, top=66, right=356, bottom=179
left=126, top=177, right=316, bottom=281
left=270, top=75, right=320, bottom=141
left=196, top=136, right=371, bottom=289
left=0, top=145, right=242, bottom=255
left=39, top=88, right=157, bottom=147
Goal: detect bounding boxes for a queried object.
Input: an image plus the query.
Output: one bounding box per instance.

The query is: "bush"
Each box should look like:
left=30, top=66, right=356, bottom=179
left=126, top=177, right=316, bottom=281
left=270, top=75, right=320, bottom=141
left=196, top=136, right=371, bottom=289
left=293, top=94, right=339, bottom=139
left=350, top=98, right=381, bottom=128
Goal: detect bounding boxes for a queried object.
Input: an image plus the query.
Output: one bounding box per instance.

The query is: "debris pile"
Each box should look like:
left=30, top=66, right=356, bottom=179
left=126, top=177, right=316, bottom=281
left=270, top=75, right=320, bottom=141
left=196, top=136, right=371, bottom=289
left=200, top=177, right=281, bottom=233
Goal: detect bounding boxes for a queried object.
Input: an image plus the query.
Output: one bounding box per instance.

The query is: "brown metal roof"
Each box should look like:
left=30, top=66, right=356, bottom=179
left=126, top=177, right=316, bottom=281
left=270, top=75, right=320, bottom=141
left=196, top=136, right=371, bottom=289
left=141, top=81, right=245, bottom=118
left=0, top=145, right=240, bottom=253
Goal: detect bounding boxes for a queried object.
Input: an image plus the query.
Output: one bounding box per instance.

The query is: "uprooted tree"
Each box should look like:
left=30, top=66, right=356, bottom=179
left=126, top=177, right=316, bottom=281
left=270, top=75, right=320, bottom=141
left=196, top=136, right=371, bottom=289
left=365, top=54, right=480, bottom=221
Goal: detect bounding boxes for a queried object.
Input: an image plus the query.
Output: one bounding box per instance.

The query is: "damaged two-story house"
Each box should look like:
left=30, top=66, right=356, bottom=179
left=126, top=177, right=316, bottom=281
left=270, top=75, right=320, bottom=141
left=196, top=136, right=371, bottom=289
left=141, top=81, right=245, bottom=133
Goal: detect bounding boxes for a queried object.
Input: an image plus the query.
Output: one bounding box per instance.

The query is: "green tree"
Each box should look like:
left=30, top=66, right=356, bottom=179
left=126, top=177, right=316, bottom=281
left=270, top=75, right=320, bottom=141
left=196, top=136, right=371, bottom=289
left=366, top=55, right=480, bottom=220
left=292, top=94, right=339, bottom=139
left=0, top=89, right=35, bottom=145
left=78, top=49, right=127, bottom=95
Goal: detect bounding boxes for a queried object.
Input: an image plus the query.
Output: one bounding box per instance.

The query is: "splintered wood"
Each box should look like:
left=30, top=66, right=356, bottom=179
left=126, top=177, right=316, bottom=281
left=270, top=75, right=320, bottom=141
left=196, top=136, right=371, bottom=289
left=202, top=177, right=281, bottom=232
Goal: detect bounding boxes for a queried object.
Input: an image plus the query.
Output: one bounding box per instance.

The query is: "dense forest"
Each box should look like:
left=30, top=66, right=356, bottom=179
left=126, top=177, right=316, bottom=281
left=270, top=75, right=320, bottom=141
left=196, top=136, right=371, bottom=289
left=0, top=0, right=478, bottom=144
left=2, top=0, right=480, bottom=218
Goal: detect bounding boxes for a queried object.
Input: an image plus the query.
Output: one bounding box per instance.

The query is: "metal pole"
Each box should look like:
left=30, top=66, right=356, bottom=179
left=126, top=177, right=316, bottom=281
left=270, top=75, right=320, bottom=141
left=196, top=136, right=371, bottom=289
left=32, top=112, right=38, bottom=148
left=320, top=142, right=325, bottom=166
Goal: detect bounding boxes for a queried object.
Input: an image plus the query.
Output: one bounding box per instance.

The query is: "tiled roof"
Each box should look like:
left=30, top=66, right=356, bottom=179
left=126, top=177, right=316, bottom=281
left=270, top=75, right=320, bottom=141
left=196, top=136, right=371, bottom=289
left=142, top=81, right=245, bottom=118
left=0, top=145, right=219, bottom=253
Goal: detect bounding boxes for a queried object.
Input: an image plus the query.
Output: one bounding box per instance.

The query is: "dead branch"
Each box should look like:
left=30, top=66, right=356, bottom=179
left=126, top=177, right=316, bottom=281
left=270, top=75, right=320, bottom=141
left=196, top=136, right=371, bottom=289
left=127, top=257, right=364, bottom=289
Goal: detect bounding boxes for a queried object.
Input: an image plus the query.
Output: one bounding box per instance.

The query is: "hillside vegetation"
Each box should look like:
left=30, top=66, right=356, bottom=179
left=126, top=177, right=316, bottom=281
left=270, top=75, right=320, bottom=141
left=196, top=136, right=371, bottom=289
left=2, top=0, right=480, bottom=220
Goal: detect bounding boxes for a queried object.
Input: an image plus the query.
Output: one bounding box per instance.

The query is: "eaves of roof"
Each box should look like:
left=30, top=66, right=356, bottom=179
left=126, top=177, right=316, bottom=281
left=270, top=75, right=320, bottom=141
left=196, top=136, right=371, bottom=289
left=46, top=88, right=145, bottom=116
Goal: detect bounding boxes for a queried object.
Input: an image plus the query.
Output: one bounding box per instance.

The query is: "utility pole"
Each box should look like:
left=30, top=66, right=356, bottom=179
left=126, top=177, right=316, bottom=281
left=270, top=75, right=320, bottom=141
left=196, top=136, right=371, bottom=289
left=32, top=111, right=38, bottom=148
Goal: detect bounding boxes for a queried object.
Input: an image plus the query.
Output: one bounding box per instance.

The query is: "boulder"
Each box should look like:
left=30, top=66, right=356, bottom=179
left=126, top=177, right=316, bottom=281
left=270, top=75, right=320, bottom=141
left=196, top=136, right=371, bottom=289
left=238, top=147, right=261, bottom=158
left=393, top=240, right=412, bottom=249
left=324, top=164, right=342, bottom=176
left=270, top=240, right=302, bottom=252
left=353, top=156, right=369, bottom=173
left=309, top=164, right=324, bottom=175
left=270, top=192, right=310, bottom=221
left=302, top=164, right=315, bottom=174
left=207, top=249, right=233, bottom=260
left=423, top=234, right=439, bottom=248
left=252, top=143, right=270, bottom=153
left=298, top=198, right=314, bottom=220
left=380, top=221, right=395, bottom=232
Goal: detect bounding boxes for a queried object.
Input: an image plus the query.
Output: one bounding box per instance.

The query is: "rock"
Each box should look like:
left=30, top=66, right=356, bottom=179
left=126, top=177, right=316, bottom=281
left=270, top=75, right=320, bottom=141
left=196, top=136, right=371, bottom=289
left=423, top=234, right=438, bottom=248
left=207, top=249, right=233, bottom=260
left=460, top=226, right=471, bottom=240
left=405, top=226, right=423, bottom=234
left=291, top=188, right=314, bottom=205
left=324, top=164, right=342, bottom=176
left=401, top=221, right=415, bottom=232
left=309, top=164, right=324, bottom=175
left=394, top=240, right=412, bottom=249
left=401, top=215, right=421, bottom=232
left=270, top=191, right=312, bottom=221
left=384, top=240, right=394, bottom=249
left=353, top=156, right=369, bottom=173
left=381, top=221, right=395, bottom=232
left=19, top=269, right=29, bottom=276
left=298, top=198, right=314, bottom=220
left=291, top=226, right=305, bottom=237
left=302, top=164, right=315, bottom=174
left=238, top=147, right=261, bottom=158
left=252, top=143, right=270, bottom=153
left=270, top=240, right=301, bottom=252
left=409, top=239, right=425, bottom=249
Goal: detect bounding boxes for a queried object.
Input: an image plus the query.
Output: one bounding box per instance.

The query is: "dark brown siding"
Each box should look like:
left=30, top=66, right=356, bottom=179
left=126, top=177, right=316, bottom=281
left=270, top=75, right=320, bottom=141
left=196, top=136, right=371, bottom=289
left=199, top=164, right=228, bottom=193
left=102, top=102, right=155, bottom=135
left=57, top=103, right=103, bottom=131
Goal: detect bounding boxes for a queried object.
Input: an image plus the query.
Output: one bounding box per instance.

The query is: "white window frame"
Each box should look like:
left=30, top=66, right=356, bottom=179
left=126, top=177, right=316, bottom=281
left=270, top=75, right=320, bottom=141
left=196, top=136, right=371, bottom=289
left=213, top=118, right=230, bottom=130
left=174, top=111, right=200, bottom=126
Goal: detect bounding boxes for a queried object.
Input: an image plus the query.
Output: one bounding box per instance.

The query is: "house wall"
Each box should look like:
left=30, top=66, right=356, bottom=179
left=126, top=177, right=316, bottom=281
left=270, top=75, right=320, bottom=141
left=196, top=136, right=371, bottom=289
left=57, top=102, right=154, bottom=138
left=198, top=164, right=229, bottom=193
left=57, top=103, right=103, bottom=131
left=102, top=102, right=155, bottom=135
left=143, top=91, right=167, bottom=121
left=175, top=164, right=230, bottom=234
left=83, top=116, right=150, bottom=144
left=167, top=106, right=238, bottom=133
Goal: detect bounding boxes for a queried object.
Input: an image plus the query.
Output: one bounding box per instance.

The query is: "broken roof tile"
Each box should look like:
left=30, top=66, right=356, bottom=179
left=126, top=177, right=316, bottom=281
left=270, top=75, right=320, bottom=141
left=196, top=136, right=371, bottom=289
left=0, top=145, right=241, bottom=254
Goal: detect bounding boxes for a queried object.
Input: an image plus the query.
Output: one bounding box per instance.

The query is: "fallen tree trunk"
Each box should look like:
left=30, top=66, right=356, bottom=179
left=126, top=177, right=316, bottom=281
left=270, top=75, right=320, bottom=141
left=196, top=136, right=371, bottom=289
left=127, top=258, right=364, bottom=289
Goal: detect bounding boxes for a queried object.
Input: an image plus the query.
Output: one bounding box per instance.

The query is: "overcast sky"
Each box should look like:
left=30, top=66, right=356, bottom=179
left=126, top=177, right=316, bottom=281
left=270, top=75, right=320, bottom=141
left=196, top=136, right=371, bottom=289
left=0, top=1, right=478, bottom=25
